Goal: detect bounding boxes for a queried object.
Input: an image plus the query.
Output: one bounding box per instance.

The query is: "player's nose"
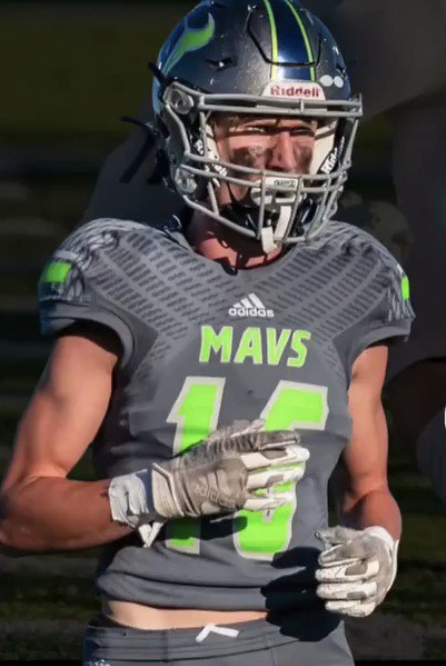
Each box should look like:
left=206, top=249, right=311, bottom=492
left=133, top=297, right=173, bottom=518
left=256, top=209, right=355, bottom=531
left=268, top=131, right=299, bottom=173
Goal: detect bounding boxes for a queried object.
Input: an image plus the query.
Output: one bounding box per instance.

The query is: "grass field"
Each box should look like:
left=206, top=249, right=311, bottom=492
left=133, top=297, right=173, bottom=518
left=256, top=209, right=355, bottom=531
left=1, top=6, right=445, bottom=661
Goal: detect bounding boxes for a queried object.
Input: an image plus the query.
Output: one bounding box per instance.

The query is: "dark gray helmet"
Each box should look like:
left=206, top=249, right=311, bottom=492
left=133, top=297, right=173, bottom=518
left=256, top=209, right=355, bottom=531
left=152, top=0, right=362, bottom=251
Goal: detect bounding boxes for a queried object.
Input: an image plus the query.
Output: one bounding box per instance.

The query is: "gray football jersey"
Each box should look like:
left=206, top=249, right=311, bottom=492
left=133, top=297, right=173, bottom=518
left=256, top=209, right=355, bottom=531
left=38, top=216, right=414, bottom=612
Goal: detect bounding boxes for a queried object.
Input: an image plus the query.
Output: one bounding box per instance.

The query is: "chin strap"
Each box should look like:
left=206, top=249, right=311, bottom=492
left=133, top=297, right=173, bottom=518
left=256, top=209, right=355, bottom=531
left=260, top=205, right=293, bottom=253
left=260, top=227, right=277, bottom=253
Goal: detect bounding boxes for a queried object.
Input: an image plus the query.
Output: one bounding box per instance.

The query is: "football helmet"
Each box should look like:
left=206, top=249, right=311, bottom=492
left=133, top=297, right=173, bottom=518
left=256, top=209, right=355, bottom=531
left=151, top=0, right=362, bottom=250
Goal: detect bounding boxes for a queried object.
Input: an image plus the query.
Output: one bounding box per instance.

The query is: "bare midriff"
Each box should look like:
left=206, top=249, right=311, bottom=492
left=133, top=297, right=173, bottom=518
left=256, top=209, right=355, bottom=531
left=102, top=598, right=267, bottom=630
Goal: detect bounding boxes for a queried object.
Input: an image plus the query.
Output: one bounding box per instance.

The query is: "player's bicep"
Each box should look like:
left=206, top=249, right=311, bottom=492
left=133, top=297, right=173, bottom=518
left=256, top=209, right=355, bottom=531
left=339, top=345, right=389, bottom=505
left=2, top=325, right=119, bottom=491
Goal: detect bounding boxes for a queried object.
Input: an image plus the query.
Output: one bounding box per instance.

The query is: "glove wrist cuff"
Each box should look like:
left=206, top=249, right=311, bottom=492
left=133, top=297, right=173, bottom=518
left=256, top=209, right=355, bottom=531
left=108, top=468, right=158, bottom=528
left=365, top=526, right=399, bottom=592
left=364, top=525, right=398, bottom=555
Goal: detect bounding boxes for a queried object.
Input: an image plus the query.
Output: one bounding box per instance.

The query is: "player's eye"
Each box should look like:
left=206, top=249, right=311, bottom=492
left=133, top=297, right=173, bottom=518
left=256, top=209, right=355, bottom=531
left=238, top=125, right=269, bottom=135
left=290, top=127, right=316, bottom=138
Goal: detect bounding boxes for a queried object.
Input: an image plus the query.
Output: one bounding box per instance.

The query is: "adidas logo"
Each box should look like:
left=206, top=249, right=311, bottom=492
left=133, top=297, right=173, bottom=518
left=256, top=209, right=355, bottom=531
left=229, top=293, right=274, bottom=319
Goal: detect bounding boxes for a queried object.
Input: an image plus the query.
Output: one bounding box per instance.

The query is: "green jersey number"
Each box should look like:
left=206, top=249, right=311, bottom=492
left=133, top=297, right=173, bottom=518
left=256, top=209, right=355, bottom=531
left=166, top=377, right=328, bottom=560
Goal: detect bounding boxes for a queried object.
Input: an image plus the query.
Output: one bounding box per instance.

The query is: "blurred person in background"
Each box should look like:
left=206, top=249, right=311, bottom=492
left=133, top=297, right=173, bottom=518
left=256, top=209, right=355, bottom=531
left=302, top=0, right=446, bottom=510
left=1, top=1, right=414, bottom=665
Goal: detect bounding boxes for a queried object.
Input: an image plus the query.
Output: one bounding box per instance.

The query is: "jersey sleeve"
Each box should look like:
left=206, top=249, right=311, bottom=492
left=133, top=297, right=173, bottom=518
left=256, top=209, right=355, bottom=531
left=38, top=221, right=136, bottom=366
left=348, top=258, right=415, bottom=365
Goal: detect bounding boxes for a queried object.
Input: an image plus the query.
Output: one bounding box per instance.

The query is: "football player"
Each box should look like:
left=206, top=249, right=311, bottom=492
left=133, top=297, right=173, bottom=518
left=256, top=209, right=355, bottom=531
left=84, top=0, right=446, bottom=508
left=0, top=2, right=414, bottom=665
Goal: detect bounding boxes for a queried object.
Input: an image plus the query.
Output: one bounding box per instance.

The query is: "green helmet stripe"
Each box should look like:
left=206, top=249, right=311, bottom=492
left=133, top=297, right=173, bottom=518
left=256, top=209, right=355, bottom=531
left=163, top=13, right=216, bottom=76
left=261, top=0, right=279, bottom=79
left=283, top=0, right=316, bottom=81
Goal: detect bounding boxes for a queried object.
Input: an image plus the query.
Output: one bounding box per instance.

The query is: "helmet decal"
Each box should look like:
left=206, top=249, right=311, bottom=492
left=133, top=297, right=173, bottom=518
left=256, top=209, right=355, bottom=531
left=260, top=0, right=279, bottom=79
left=320, top=74, right=346, bottom=89
left=282, top=0, right=316, bottom=81
left=261, top=0, right=317, bottom=81
left=162, top=12, right=216, bottom=77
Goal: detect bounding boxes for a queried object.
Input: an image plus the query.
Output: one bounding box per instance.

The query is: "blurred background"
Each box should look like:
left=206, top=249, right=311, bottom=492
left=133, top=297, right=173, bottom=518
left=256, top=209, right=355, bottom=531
left=1, top=1, right=445, bottom=661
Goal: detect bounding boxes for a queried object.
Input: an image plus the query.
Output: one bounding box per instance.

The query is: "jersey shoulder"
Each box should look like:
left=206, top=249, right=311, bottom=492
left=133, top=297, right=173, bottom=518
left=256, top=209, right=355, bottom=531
left=38, top=217, right=177, bottom=363
left=316, top=219, right=400, bottom=265
left=316, top=219, right=414, bottom=322
left=42, top=217, right=164, bottom=268
left=39, top=216, right=175, bottom=293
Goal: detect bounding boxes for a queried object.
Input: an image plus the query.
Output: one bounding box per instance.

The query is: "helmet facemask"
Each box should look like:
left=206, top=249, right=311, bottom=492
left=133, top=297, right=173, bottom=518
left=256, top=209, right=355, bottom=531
left=159, top=79, right=362, bottom=252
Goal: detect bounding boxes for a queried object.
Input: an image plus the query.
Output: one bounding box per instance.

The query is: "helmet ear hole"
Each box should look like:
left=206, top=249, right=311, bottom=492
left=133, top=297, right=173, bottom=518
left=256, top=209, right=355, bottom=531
left=147, top=149, right=171, bottom=185
left=194, top=179, right=210, bottom=202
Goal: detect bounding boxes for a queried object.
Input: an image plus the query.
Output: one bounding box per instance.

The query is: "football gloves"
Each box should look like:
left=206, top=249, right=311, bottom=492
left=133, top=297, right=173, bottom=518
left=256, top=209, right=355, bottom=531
left=109, top=420, right=309, bottom=545
left=315, top=525, right=399, bottom=618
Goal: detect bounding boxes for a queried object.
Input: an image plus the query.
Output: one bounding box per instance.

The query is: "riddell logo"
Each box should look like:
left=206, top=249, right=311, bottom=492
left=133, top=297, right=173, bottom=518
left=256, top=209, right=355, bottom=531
left=263, top=81, right=325, bottom=100
left=270, top=85, right=320, bottom=98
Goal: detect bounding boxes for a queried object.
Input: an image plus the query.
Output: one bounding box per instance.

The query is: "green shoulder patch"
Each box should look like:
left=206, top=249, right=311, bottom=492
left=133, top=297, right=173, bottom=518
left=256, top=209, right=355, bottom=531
left=40, top=260, right=72, bottom=284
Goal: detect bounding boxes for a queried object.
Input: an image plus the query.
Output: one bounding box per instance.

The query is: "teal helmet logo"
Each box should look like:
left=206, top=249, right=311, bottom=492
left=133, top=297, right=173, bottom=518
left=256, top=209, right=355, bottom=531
left=162, top=12, right=216, bottom=77
left=153, top=10, right=216, bottom=114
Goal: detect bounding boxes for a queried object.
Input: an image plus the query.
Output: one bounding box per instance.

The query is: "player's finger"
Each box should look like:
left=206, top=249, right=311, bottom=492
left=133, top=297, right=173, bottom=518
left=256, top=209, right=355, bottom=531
left=256, top=430, right=301, bottom=449
left=336, top=602, right=376, bottom=618
left=317, top=581, right=377, bottom=601
left=247, top=465, right=305, bottom=490
left=325, top=599, right=357, bottom=613
left=326, top=600, right=376, bottom=618
left=241, top=445, right=310, bottom=471
left=231, top=418, right=265, bottom=435
left=315, top=559, right=379, bottom=582
left=318, top=552, right=359, bottom=569
left=316, top=526, right=358, bottom=547
left=244, top=490, right=295, bottom=511
left=206, top=420, right=254, bottom=442
left=222, top=428, right=300, bottom=453
left=318, top=541, right=369, bottom=565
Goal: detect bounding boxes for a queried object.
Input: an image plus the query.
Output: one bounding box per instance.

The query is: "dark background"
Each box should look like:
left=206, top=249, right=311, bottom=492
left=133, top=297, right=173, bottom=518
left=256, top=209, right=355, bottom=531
left=0, top=1, right=445, bottom=661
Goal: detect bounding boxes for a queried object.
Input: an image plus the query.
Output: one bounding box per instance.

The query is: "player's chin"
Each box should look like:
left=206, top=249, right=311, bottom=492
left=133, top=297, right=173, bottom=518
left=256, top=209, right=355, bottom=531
left=220, top=184, right=251, bottom=205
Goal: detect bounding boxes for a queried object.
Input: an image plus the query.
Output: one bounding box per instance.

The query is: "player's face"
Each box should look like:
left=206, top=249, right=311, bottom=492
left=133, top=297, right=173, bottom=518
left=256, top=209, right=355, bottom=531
left=213, top=114, right=318, bottom=207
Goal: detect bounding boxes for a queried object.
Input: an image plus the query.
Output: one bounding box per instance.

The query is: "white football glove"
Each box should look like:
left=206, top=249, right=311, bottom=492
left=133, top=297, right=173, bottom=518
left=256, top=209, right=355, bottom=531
left=315, top=525, right=399, bottom=618
left=109, top=419, right=310, bottom=546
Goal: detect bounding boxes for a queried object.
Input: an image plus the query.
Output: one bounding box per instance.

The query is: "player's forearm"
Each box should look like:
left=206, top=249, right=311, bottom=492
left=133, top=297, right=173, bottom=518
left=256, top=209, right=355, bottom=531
left=0, top=477, right=132, bottom=552
left=338, top=487, right=402, bottom=540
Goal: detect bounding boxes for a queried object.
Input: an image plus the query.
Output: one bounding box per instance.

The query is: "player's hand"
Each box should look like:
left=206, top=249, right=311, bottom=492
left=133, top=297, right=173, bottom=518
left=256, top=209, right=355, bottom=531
left=150, top=419, right=309, bottom=519
left=315, top=526, right=399, bottom=618
left=109, top=420, right=309, bottom=543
